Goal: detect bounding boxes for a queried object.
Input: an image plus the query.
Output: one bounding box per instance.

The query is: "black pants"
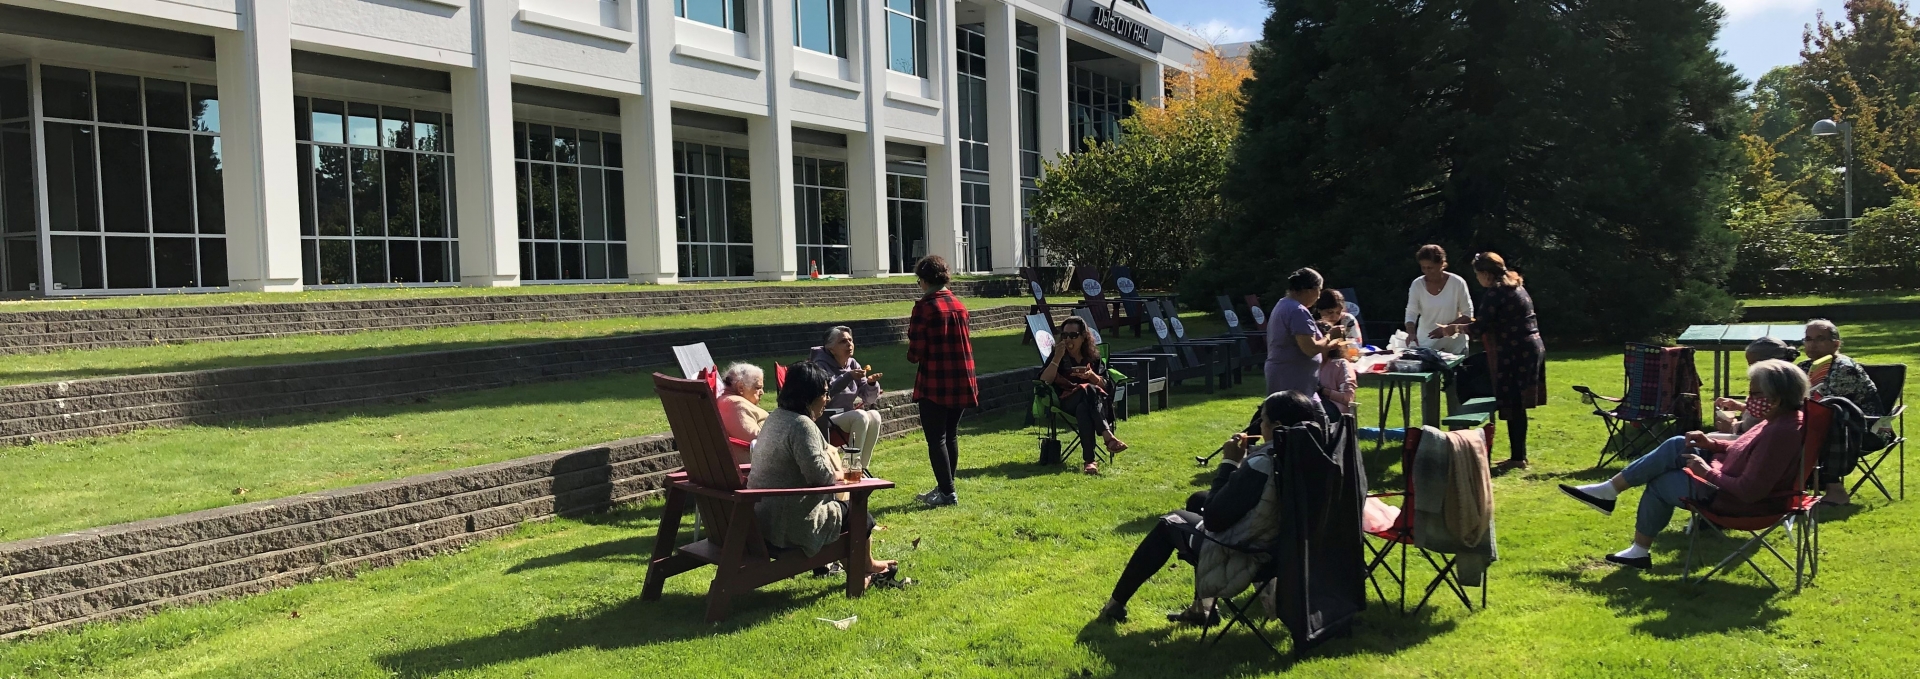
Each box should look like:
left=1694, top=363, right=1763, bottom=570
left=1060, top=389, right=1111, bottom=463
left=1502, top=406, right=1530, bottom=461
left=1110, top=508, right=1204, bottom=607
left=918, top=399, right=965, bottom=494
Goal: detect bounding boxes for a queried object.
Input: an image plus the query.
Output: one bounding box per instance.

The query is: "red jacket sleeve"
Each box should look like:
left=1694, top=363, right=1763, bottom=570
left=907, top=300, right=927, bottom=364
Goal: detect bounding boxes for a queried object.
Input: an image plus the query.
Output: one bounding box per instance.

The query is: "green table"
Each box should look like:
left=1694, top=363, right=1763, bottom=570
left=1677, top=324, right=1807, bottom=400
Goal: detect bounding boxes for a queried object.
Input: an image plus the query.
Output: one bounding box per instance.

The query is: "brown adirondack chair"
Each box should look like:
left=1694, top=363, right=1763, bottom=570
left=1019, top=267, right=1089, bottom=344
left=1070, top=266, right=1140, bottom=338
left=642, top=373, right=896, bottom=622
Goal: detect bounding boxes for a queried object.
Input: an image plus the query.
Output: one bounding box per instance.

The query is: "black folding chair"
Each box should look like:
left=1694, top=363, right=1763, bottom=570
left=1855, top=364, right=1906, bottom=501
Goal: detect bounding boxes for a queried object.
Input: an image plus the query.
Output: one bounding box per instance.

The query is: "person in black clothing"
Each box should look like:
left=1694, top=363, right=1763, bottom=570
left=1098, top=390, right=1324, bottom=625
left=1040, top=316, right=1128, bottom=475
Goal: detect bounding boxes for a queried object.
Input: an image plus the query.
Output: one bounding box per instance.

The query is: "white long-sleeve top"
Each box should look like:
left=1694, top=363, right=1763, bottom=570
left=1404, top=273, right=1474, bottom=353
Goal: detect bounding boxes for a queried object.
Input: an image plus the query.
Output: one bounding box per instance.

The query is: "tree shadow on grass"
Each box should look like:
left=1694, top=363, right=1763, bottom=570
left=958, top=459, right=1081, bottom=481
left=1074, top=601, right=1458, bottom=678
left=1531, top=559, right=1788, bottom=639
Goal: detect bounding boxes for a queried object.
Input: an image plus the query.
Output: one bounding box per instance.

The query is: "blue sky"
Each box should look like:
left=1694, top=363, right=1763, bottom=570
left=1149, top=0, right=1848, bottom=86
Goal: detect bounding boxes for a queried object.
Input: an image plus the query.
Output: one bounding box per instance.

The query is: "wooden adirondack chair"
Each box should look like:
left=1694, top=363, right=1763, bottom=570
left=643, top=373, right=895, bottom=622
left=1243, top=294, right=1269, bottom=332
left=1019, top=267, right=1088, bottom=345
left=1147, top=298, right=1245, bottom=385
left=1072, top=266, right=1141, bottom=337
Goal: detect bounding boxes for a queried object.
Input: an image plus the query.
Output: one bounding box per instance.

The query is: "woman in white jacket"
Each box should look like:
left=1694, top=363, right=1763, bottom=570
left=1404, top=244, right=1474, bottom=353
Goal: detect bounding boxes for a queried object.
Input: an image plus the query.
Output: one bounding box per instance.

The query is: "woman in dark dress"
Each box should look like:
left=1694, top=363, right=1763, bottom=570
left=1430, top=252, right=1547, bottom=469
left=1040, top=316, right=1128, bottom=475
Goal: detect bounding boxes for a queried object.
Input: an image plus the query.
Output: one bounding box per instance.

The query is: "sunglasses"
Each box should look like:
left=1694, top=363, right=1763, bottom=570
left=1060, top=331, right=1083, bottom=339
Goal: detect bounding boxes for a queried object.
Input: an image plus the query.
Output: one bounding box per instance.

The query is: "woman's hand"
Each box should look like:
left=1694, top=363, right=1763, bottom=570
left=1224, top=434, right=1252, bottom=463
left=848, top=368, right=868, bottom=382
left=1714, top=397, right=1743, bottom=411
left=1683, top=453, right=1712, bottom=477
left=1683, top=430, right=1714, bottom=450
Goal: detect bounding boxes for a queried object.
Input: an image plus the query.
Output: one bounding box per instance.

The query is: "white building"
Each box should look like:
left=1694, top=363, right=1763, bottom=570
left=0, top=0, right=1204, bottom=294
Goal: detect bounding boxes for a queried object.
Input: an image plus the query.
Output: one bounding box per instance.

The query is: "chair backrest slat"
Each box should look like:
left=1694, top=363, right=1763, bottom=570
left=1861, top=364, right=1906, bottom=417
left=1803, top=397, right=1836, bottom=491
left=654, top=372, right=747, bottom=539
left=674, top=343, right=717, bottom=381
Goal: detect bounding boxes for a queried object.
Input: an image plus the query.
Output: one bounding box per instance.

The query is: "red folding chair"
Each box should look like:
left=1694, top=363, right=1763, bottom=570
left=1682, top=397, right=1830, bottom=593
left=1364, top=424, right=1495, bottom=614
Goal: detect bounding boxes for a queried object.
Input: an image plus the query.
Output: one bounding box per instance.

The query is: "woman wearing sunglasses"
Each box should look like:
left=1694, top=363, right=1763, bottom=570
left=1040, top=316, right=1129, bottom=474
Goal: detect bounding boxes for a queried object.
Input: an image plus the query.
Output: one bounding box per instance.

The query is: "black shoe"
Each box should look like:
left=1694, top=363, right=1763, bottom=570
left=1098, top=599, right=1129, bottom=623
left=1605, top=553, right=1652, bottom=570
left=1167, top=605, right=1220, bottom=627
left=1559, top=484, right=1616, bottom=517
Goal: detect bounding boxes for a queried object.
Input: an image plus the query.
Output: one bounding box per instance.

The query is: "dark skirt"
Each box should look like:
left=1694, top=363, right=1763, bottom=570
left=1484, top=331, right=1547, bottom=410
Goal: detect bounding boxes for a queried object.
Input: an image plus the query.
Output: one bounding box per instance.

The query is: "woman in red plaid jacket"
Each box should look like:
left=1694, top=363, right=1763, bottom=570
left=908, top=255, right=977, bottom=508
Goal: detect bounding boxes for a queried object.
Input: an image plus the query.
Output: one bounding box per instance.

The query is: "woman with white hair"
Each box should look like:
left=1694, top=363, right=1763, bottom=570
left=1559, top=359, right=1810, bottom=570
left=813, top=326, right=885, bottom=471
left=718, top=362, right=769, bottom=465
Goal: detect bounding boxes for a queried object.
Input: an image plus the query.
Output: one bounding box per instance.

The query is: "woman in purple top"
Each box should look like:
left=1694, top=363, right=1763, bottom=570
left=1265, top=268, right=1348, bottom=398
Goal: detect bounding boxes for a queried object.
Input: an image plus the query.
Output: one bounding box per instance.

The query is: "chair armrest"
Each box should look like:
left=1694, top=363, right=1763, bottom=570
left=1683, top=468, right=1716, bottom=489
left=733, top=478, right=898, bottom=497
left=1367, top=491, right=1406, bottom=499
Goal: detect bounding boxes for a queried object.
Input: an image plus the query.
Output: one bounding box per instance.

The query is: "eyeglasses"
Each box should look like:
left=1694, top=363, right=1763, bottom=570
left=1060, top=332, right=1083, bottom=339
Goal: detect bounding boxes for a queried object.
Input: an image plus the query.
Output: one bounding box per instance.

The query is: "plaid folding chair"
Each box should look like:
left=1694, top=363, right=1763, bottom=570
left=1364, top=424, right=1495, bottom=615
left=1855, top=364, right=1906, bottom=501
left=1572, top=343, right=1702, bottom=469
left=1683, top=397, right=1831, bottom=592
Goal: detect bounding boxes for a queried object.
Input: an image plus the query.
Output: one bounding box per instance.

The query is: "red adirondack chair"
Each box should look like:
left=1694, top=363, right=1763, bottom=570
left=643, top=373, right=895, bottom=621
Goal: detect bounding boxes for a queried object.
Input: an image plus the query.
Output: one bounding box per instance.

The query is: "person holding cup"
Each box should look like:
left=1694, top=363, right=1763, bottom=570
left=1040, top=316, right=1128, bottom=475
left=813, top=325, right=885, bottom=472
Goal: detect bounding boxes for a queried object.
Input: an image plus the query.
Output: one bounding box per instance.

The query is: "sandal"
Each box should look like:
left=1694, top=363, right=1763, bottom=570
left=1105, top=437, right=1129, bottom=454
left=1083, top=461, right=1099, bottom=475
left=867, top=565, right=914, bottom=590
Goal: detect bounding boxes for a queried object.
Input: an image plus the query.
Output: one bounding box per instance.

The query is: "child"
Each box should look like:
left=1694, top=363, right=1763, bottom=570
left=1314, top=289, right=1362, bottom=347
left=1317, top=341, right=1358, bottom=416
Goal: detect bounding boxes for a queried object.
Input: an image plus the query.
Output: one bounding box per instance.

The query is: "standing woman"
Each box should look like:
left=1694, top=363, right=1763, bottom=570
left=1265, top=268, right=1346, bottom=399
left=1431, top=252, right=1546, bottom=469
left=1404, top=244, right=1474, bottom=353
left=1040, top=316, right=1129, bottom=475
left=907, top=255, right=977, bottom=508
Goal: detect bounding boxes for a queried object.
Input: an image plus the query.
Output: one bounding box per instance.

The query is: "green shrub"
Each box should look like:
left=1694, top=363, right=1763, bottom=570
left=1849, top=199, right=1920, bottom=268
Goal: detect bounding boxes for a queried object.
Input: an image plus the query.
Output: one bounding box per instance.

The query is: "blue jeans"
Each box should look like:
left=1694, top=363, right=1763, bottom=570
left=1619, top=436, right=1714, bottom=537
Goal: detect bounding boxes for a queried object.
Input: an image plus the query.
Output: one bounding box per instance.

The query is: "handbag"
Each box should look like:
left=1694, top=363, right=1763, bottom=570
left=1039, top=436, right=1064, bottom=465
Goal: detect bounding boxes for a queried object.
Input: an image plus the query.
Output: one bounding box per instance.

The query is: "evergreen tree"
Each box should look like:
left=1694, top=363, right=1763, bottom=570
left=1193, top=0, right=1744, bottom=341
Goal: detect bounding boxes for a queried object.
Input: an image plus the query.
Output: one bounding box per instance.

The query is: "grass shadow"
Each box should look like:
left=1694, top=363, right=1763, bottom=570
left=958, top=458, right=1079, bottom=481
left=1531, top=556, right=1788, bottom=639
left=1073, top=599, right=1458, bottom=677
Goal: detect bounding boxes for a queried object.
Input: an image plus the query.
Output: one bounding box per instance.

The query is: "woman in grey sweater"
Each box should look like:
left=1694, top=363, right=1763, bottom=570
left=748, top=361, right=898, bottom=583
left=812, top=326, right=885, bottom=470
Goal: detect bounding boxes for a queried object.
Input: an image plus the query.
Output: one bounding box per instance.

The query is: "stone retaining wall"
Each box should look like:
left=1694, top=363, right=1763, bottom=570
left=0, top=279, right=1023, bottom=355
left=0, top=306, right=1032, bottom=447
left=0, top=367, right=1038, bottom=639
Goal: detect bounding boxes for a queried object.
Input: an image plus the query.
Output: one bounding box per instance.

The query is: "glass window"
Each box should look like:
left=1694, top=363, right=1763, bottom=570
left=962, top=179, right=990, bottom=273
left=2, top=67, right=37, bottom=293
left=886, top=172, right=927, bottom=274
left=957, top=25, right=989, bottom=172
left=513, top=122, right=624, bottom=283
left=794, top=156, right=848, bottom=276
left=673, top=141, right=753, bottom=279
left=886, top=0, right=926, bottom=76
left=295, top=96, right=459, bottom=286
left=678, top=0, right=747, bottom=32
left=32, top=67, right=226, bottom=290
left=1071, top=66, right=1138, bottom=151
left=795, top=0, right=843, bottom=56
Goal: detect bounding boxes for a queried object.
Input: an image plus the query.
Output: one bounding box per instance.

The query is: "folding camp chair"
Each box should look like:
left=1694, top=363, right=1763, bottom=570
left=1682, top=397, right=1830, bottom=592
left=1365, top=423, right=1495, bottom=615
left=1855, top=364, right=1906, bottom=501
left=1072, top=266, right=1142, bottom=338
left=1024, top=313, right=1122, bottom=466
left=1571, top=343, right=1702, bottom=469
left=1073, top=307, right=1167, bottom=418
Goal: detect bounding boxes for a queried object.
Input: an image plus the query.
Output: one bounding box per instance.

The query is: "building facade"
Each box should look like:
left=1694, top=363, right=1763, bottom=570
left=0, top=0, right=1201, bottom=295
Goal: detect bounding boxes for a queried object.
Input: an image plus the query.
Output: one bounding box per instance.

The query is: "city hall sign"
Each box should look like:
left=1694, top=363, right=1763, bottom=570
left=1069, top=0, right=1165, bottom=54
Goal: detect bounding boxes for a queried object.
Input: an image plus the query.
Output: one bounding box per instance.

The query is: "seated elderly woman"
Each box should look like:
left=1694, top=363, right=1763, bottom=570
left=1711, top=337, right=1799, bottom=439
left=718, top=362, right=770, bottom=465
left=1559, top=359, right=1810, bottom=570
left=1098, top=391, right=1323, bottom=625
left=812, top=326, right=885, bottom=471
left=747, top=361, right=902, bottom=587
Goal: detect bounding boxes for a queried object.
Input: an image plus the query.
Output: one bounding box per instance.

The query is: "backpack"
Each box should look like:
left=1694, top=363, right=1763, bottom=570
left=1817, top=396, right=1888, bottom=478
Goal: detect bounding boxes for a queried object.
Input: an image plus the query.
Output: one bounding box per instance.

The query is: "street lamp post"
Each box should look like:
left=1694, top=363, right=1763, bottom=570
left=1812, top=118, right=1853, bottom=220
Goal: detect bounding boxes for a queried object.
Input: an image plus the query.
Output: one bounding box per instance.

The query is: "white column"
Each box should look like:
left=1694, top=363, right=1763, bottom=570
left=750, top=0, right=798, bottom=280
left=215, top=0, right=302, bottom=291
left=1140, top=59, right=1165, bottom=107
left=849, top=0, right=890, bottom=278
left=984, top=2, right=1021, bottom=274
left=450, top=0, right=520, bottom=287
left=625, top=0, right=678, bottom=283
left=926, top=0, right=962, bottom=264
left=1036, top=18, right=1069, bottom=165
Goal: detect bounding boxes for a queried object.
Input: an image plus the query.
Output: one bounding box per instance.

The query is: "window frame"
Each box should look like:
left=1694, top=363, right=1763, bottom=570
left=513, top=120, right=629, bottom=284
left=793, top=0, right=845, bottom=57
left=294, top=94, right=461, bottom=288
left=884, top=0, right=928, bottom=77
left=677, top=0, right=749, bottom=33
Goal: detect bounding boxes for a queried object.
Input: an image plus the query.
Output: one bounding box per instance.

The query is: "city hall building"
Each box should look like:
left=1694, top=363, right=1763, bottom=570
left=0, top=0, right=1204, bottom=295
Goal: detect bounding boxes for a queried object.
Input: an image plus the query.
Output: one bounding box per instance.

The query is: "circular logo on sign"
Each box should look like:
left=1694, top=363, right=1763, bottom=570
left=1151, top=317, right=1169, bottom=337
left=1081, top=279, right=1102, bottom=297
left=1225, top=310, right=1240, bottom=328
left=1085, top=325, right=1103, bottom=344
left=1030, top=281, right=1044, bottom=300
left=1251, top=307, right=1267, bottom=325
left=1117, top=277, right=1135, bottom=294
left=1171, top=318, right=1187, bottom=336
left=1035, top=331, right=1055, bottom=358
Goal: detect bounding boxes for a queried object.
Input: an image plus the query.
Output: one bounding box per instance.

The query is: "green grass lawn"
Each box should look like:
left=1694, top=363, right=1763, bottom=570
left=0, top=298, right=1038, bottom=386
left=1, top=319, right=1915, bottom=677
left=0, top=276, right=1012, bottom=313
left=0, top=316, right=1214, bottom=542
left=1739, top=290, right=1920, bottom=307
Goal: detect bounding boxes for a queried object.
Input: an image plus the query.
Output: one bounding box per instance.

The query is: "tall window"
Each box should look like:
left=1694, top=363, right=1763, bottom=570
left=514, top=123, right=627, bottom=282
left=1, top=65, right=38, bottom=293
left=794, top=0, right=844, bottom=56
left=961, top=180, right=990, bottom=273
left=35, top=65, right=226, bottom=291
left=956, top=25, right=989, bottom=173
left=886, top=172, right=925, bottom=274
left=295, top=97, right=458, bottom=286
left=885, top=0, right=927, bottom=76
left=793, top=156, right=848, bottom=276
left=678, top=0, right=747, bottom=32
left=1070, top=66, right=1137, bottom=151
left=1018, top=30, right=1041, bottom=268
left=674, top=141, right=753, bottom=279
